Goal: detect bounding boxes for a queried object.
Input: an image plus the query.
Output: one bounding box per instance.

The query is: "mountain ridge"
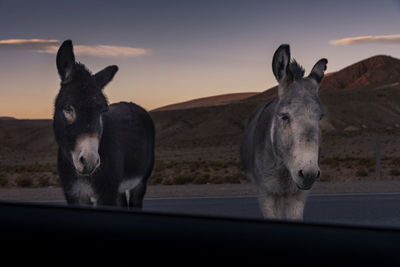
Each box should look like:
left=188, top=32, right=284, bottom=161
left=152, top=92, right=259, bottom=112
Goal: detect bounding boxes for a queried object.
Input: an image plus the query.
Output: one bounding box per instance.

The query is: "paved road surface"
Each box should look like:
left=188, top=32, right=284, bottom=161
left=3, top=180, right=400, bottom=201
left=15, top=192, right=400, bottom=228
left=142, top=193, right=400, bottom=228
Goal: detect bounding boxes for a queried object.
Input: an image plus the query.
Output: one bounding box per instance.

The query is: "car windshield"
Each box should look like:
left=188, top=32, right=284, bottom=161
left=1, top=0, right=400, bottom=229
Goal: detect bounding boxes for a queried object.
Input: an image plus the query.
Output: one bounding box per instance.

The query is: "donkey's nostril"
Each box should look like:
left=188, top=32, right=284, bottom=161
left=299, top=169, right=320, bottom=180
left=79, top=156, right=86, bottom=165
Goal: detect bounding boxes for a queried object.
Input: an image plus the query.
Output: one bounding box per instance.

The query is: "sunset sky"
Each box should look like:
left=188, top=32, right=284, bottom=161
left=1, top=0, right=400, bottom=119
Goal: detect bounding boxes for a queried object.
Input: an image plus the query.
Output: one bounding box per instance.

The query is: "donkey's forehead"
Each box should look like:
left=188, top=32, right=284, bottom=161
left=73, top=93, right=107, bottom=104
left=278, top=100, right=323, bottom=115
left=290, top=78, right=319, bottom=92
left=280, top=79, right=319, bottom=100
left=62, top=75, right=97, bottom=91
left=59, top=85, right=107, bottom=106
left=278, top=85, right=322, bottom=113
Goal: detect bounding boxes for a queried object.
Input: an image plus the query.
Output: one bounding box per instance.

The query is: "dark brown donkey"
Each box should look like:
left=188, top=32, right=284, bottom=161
left=53, top=40, right=154, bottom=208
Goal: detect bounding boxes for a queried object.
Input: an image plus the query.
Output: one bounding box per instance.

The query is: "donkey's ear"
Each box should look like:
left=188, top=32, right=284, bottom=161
left=56, top=40, right=75, bottom=83
left=94, top=65, right=119, bottom=89
left=308, top=58, right=328, bottom=84
left=272, top=44, right=293, bottom=96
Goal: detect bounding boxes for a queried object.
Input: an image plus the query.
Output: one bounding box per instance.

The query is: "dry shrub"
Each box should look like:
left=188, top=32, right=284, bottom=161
left=16, top=175, right=34, bottom=187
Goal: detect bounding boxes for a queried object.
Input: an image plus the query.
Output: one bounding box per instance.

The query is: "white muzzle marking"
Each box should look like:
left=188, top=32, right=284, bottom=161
left=71, top=133, right=100, bottom=176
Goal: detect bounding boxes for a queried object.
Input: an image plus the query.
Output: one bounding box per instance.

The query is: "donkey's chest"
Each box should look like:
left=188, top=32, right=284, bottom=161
left=68, top=176, right=142, bottom=205
left=69, top=175, right=120, bottom=204
left=70, top=179, right=100, bottom=205
left=261, top=166, right=298, bottom=195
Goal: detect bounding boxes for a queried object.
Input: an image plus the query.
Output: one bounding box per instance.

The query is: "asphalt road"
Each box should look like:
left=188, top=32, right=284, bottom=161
left=142, top=193, right=400, bottom=228
left=10, top=192, right=400, bottom=228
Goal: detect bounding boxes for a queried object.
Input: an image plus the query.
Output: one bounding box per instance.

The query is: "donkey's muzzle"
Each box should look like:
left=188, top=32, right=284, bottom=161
left=71, top=133, right=100, bottom=176
left=78, top=153, right=100, bottom=176
left=297, top=169, right=320, bottom=190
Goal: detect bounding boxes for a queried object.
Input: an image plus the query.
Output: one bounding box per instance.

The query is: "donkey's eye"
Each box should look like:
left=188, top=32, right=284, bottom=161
left=63, top=105, right=74, bottom=114
left=280, top=114, right=290, bottom=122
left=63, top=105, right=76, bottom=124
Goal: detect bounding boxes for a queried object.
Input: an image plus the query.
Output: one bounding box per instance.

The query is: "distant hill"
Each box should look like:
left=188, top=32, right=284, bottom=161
left=0, top=116, right=16, bottom=120
left=152, top=92, right=259, bottom=111
left=0, top=119, right=56, bottom=165
left=320, top=55, right=400, bottom=92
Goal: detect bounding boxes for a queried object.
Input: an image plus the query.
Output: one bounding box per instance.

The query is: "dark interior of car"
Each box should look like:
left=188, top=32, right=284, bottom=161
left=1, top=201, right=399, bottom=266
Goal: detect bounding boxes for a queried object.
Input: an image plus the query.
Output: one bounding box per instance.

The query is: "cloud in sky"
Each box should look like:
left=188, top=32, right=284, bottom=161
left=0, top=39, right=150, bottom=58
left=330, top=34, right=400, bottom=45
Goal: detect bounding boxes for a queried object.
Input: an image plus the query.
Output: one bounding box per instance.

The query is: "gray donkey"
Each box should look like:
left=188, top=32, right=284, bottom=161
left=240, top=44, right=327, bottom=220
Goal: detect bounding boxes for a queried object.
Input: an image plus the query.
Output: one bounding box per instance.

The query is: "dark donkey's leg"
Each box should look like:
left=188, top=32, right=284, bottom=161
left=117, top=179, right=147, bottom=209
left=129, top=180, right=147, bottom=209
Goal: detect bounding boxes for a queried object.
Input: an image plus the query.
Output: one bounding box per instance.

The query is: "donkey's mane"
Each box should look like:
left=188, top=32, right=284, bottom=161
left=290, top=60, right=305, bottom=80
left=73, top=62, right=92, bottom=79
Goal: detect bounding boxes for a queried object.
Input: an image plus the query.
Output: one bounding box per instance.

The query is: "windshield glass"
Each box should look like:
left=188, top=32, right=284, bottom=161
left=1, top=0, right=400, bottom=228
